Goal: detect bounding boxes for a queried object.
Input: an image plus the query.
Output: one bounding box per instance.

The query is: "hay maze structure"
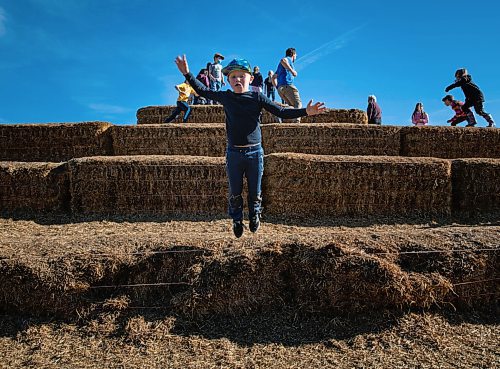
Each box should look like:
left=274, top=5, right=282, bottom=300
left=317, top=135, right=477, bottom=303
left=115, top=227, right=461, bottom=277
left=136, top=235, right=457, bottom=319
left=0, top=107, right=499, bottom=367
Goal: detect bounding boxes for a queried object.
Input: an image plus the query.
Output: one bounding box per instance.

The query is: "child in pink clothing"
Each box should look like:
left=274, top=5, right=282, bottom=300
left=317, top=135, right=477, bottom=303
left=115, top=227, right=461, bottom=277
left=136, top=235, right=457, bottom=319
left=411, top=103, right=429, bottom=126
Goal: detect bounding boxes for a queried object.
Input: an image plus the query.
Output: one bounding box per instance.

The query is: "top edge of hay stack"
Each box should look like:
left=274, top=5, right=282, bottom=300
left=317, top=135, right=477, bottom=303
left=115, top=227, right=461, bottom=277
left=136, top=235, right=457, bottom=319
left=136, top=105, right=368, bottom=124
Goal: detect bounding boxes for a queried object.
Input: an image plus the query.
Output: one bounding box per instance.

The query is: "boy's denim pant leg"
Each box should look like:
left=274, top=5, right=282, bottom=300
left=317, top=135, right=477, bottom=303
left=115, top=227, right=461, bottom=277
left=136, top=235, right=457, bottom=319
left=226, top=145, right=264, bottom=221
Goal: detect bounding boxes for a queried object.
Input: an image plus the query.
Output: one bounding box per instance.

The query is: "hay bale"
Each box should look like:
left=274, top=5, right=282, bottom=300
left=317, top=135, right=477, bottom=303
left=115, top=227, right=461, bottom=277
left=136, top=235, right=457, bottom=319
left=263, top=153, right=452, bottom=217
left=69, top=155, right=228, bottom=215
left=137, top=106, right=226, bottom=124
left=137, top=106, right=368, bottom=125
left=0, top=161, right=70, bottom=214
left=452, top=158, right=500, bottom=214
left=262, top=124, right=401, bottom=156
left=111, top=124, right=227, bottom=157
left=400, top=126, right=500, bottom=159
left=0, top=122, right=113, bottom=162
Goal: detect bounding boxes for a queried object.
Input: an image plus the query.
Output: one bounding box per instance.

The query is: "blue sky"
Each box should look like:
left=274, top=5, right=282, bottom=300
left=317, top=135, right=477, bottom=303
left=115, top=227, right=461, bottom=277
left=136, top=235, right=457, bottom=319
left=0, top=0, right=499, bottom=126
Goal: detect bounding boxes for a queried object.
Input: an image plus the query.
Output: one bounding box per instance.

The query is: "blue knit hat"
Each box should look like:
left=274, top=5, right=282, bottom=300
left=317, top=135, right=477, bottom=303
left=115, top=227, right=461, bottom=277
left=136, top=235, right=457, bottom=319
left=222, top=58, right=252, bottom=76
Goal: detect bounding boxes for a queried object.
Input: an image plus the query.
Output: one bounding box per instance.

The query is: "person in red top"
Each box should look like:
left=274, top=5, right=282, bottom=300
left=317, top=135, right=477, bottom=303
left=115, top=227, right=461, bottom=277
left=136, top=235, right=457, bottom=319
left=367, top=95, right=382, bottom=124
left=442, top=95, right=476, bottom=127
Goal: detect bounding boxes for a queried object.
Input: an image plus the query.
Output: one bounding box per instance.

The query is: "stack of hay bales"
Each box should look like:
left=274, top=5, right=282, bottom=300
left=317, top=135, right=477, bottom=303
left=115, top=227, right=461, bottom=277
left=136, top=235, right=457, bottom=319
left=0, top=122, right=112, bottom=162
left=262, top=124, right=400, bottom=155
left=263, top=153, right=452, bottom=217
left=111, top=124, right=227, bottom=157
left=69, top=155, right=227, bottom=215
left=137, top=106, right=368, bottom=125
left=401, top=126, right=500, bottom=159
left=0, top=162, right=69, bottom=214
left=452, top=158, right=500, bottom=214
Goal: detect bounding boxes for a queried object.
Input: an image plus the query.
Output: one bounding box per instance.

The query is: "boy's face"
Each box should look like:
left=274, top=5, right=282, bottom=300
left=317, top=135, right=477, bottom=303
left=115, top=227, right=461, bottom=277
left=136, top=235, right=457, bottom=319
left=444, top=100, right=451, bottom=106
left=228, top=71, right=253, bottom=93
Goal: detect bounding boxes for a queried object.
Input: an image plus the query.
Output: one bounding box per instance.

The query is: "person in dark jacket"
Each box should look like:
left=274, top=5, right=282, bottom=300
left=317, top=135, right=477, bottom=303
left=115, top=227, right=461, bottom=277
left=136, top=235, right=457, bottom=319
left=367, top=95, right=382, bottom=124
left=445, top=68, right=495, bottom=127
left=250, top=66, right=264, bottom=93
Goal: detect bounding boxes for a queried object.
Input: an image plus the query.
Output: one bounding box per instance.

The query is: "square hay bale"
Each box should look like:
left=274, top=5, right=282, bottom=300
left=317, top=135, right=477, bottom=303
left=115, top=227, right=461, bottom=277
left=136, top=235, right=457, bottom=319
left=111, top=124, right=227, bottom=157
left=400, top=126, right=500, bottom=159
left=0, top=161, right=70, bottom=214
left=137, top=106, right=226, bottom=124
left=69, top=155, right=228, bottom=215
left=0, top=122, right=113, bottom=162
left=137, top=106, right=368, bottom=125
left=261, top=108, right=368, bottom=124
left=452, top=158, right=500, bottom=214
left=262, top=123, right=401, bottom=156
left=263, top=153, right=452, bottom=217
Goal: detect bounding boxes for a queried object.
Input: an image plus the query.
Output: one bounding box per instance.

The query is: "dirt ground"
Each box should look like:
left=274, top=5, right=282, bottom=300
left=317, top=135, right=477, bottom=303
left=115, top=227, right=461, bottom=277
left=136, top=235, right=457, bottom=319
left=0, top=215, right=499, bottom=368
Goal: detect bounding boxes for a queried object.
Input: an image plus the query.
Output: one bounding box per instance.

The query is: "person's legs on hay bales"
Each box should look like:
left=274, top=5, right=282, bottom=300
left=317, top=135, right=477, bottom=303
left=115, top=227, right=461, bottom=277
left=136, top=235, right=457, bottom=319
left=164, top=101, right=191, bottom=123
left=226, top=145, right=264, bottom=237
left=462, top=100, right=495, bottom=127
left=278, top=85, right=302, bottom=122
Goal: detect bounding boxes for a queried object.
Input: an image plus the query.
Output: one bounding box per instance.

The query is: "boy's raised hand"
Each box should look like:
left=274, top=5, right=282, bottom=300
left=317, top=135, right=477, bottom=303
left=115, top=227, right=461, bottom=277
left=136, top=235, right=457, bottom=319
left=306, top=99, right=326, bottom=116
left=175, top=54, right=190, bottom=75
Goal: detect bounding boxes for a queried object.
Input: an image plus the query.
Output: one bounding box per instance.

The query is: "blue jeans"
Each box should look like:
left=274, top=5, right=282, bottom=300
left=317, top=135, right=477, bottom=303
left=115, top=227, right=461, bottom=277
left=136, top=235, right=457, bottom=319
left=209, top=80, right=222, bottom=104
left=226, top=144, right=264, bottom=221
left=164, top=101, right=191, bottom=123
left=266, top=88, right=275, bottom=101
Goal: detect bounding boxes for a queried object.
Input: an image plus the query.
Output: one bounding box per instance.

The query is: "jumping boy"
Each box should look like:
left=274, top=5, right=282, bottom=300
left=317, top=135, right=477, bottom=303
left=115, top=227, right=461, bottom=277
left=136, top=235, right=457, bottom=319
left=445, top=68, right=495, bottom=127
left=174, top=55, right=326, bottom=238
left=442, top=94, right=476, bottom=127
left=163, top=80, right=197, bottom=123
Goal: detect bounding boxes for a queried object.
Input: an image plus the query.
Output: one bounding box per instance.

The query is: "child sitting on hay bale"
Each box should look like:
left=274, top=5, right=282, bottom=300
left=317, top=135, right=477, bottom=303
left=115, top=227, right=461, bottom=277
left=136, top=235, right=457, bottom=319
left=174, top=54, right=325, bottom=237
left=163, top=80, right=198, bottom=123
left=442, top=94, right=477, bottom=127
left=445, top=68, right=495, bottom=128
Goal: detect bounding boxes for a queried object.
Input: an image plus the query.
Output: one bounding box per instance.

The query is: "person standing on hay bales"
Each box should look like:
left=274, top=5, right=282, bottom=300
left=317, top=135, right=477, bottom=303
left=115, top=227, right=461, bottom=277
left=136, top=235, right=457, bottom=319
left=367, top=95, right=382, bottom=125
left=411, top=102, right=429, bottom=126
left=442, top=94, right=476, bottom=127
left=173, top=54, right=326, bottom=238
left=250, top=66, right=264, bottom=93
left=195, top=69, right=210, bottom=105
left=163, top=80, right=198, bottom=123
left=207, top=53, right=226, bottom=104
left=445, top=68, right=495, bottom=128
left=272, top=47, right=302, bottom=122
left=264, top=70, right=276, bottom=101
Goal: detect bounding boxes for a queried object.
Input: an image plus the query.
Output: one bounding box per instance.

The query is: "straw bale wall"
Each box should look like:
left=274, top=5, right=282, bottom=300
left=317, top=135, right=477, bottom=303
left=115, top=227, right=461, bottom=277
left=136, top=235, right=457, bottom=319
left=262, top=124, right=401, bottom=155
left=69, top=156, right=228, bottom=215
left=137, top=106, right=368, bottom=125
left=0, top=122, right=113, bottom=162
left=263, top=153, right=452, bottom=217
left=401, top=126, right=500, bottom=159
left=452, top=158, right=500, bottom=214
left=111, top=124, right=227, bottom=157
left=0, top=162, right=69, bottom=214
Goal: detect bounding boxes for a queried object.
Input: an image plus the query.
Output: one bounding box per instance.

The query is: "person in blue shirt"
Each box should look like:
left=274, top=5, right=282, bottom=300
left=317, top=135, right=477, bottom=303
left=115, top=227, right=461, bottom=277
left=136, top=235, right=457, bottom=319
left=272, top=47, right=302, bottom=122
left=173, top=54, right=326, bottom=237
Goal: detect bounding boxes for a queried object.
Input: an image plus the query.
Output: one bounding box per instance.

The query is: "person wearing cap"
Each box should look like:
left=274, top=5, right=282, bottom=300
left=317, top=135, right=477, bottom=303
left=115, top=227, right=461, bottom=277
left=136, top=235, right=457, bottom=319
left=173, top=54, right=326, bottom=238
left=207, top=53, right=226, bottom=104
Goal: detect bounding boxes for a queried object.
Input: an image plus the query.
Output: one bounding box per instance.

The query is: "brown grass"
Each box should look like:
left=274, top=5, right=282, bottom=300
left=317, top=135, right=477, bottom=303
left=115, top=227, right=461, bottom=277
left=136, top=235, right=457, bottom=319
left=0, top=161, right=69, bottom=214
left=111, top=124, right=226, bottom=157
left=401, top=126, right=500, bottom=159
left=136, top=105, right=368, bottom=125
left=263, top=153, right=452, bottom=217
left=452, top=158, right=500, bottom=215
left=0, top=122, right=113, bottom=162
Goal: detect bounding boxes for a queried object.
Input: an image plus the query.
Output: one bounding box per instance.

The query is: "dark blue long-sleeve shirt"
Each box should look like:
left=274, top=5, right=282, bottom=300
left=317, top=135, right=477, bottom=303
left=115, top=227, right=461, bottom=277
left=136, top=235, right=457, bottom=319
left=184, top=72, right=308, bottom=146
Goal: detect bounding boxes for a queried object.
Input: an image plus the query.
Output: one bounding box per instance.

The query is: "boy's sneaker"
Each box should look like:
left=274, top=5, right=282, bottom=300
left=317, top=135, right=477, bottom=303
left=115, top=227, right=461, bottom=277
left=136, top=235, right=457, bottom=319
left=487, top=123, right=496, bottom=128
left=249, top=214, right=260, bottom=233
left=465, top=123, right=476, bottom=127
left=233, top=220, right=244, bottom=238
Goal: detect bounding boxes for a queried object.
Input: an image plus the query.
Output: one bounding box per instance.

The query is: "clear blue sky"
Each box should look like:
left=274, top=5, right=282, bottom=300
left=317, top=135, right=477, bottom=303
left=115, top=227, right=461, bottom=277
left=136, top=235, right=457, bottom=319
left=0, top=0, right=499, bottom=126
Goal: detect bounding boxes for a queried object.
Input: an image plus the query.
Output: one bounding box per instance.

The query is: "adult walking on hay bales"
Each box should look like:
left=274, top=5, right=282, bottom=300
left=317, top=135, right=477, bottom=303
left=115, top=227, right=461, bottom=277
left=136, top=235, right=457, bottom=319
left=174, top=54, right=326, bottom=238
left=273, top=47, right=302, bottom=122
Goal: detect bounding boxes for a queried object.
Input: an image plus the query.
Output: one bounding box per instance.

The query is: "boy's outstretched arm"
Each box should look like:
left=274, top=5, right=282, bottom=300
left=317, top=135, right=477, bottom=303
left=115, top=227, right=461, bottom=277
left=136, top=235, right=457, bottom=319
left=174, top=55, right=221, bottom=103
left=260, top=94, right=326, bottom=119
left=445, top=80, right=462, bottom=92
